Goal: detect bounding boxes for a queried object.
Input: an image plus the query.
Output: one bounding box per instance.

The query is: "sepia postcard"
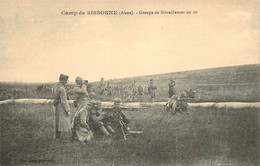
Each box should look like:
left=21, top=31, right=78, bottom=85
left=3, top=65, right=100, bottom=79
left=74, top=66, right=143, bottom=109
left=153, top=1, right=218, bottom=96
left=0, top=0, right=259, bottom=165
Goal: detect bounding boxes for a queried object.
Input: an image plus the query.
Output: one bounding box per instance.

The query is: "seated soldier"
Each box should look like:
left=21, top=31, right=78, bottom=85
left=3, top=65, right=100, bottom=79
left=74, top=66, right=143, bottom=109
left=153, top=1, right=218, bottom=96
left=88, top=100, right=115, bottom=138
left=102, top=98, right=130, bottom=140
left=176, top=92, right=188, bottom=113
left=71, top=98, right=93, bottom=143
left=165, top=95, right=178, bottom=115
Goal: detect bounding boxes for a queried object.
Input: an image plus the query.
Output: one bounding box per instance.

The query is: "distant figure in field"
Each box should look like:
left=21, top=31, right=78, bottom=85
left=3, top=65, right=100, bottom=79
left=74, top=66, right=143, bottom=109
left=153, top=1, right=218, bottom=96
left=168, top=79, right=176, bottom=98
left=138, top=85, right=144, bottom=97
left=98, top=78, right=106, bottom=95
left=52, top=74, right=71, bottom=139
left=148, top=79, right=157, bottom=101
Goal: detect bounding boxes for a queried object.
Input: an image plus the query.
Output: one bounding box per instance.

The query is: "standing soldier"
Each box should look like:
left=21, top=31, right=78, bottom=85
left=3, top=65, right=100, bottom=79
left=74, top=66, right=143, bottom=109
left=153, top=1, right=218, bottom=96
left=168, top=79, right=176, bottom=98
left=52, top=74, right=71, bottom=139
left=148, top=79, right=157, bottom=101
left=138, top=85, right=143, bottom=97
left=70, top=76, right=89, bottom=107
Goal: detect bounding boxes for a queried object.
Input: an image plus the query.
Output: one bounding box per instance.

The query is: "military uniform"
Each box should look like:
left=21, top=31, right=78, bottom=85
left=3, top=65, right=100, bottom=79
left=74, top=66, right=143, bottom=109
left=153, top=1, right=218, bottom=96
left=165, top=95, right=178, bottom=114
left=138, top=85, right=143, bottom=96
left=72, top=99, right=93, bottom=142
left=52, top=74, right=71, bottom=139
left=70, top=77, right=89, bottom=107
left=88, top=100, right=114, bottom=137
left=102, top=98, right=130, bottom=139
left=148, top=80, right=157, bottom=99
left=176, top=93, right=188, bottom=113
left=168, top=80, right=176, bottom=98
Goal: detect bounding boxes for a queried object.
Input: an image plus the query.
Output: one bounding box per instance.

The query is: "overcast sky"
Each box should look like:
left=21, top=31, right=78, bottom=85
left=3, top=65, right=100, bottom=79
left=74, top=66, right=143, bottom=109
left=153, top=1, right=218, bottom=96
left=0, top=0, right=259, bottom=83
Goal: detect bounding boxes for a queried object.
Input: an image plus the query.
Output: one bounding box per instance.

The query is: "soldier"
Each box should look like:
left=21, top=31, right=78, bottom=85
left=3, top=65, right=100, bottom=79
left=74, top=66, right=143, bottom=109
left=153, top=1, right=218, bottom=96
left=138, top=85, right=144, bottom=97
left=168, top=79, right=176, bottom=98
left=165, top=95, right=178, bottom=115
left=148, top=79, right=157, bottom=101
left=70, top=76, right=89, bottom=107
left=88, top=100, right=115, bottom=138
left=102, top=98, right=130, bottom=140
left=71, top=98, right=93, bottom=142
left=175, top=92, right=189, bottom=113
left=52, top=74, right=71, bottom=139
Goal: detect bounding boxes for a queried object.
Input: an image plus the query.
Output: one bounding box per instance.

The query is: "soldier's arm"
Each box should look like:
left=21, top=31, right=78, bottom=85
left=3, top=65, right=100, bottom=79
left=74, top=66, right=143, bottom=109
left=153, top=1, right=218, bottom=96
left=59, top=87, right=71, bottom=115
left=82, top=84, right=89, bottom=96
left=71, top=86, right=88, bottom=96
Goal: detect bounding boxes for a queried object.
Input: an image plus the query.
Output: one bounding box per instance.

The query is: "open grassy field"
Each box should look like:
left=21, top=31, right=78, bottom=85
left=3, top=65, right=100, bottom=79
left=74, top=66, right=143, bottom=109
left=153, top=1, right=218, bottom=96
left=1, top=103, right=259, bottom=165
left=0, top=64, right=259, bottom=102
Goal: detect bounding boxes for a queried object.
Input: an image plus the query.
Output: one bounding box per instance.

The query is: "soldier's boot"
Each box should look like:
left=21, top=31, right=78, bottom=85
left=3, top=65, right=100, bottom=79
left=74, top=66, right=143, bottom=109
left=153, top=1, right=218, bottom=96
left=55, top=131, right=61, bottom=139
left=71, top=129, right=77, bottom=142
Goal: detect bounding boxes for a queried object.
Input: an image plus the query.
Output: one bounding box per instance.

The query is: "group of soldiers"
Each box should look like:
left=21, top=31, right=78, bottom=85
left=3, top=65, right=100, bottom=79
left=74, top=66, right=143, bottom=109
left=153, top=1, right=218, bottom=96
left=52, top=74, right=130, bottom=143
left=93, top=78, right=166, bottom=102
left=93, top=79, right=146, bottom=101
left=165, top=80, right=197, bottom=116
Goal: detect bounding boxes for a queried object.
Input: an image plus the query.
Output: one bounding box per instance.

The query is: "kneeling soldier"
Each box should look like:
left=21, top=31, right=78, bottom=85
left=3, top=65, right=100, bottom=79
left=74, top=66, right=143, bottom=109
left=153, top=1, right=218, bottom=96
left=72, top=99, right=93, bottom=142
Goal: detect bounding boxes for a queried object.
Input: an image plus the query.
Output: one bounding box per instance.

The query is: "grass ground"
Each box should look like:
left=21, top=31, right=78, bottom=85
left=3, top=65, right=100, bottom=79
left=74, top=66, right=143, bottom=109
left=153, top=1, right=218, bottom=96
left=0, top=103, right=259, bottom=165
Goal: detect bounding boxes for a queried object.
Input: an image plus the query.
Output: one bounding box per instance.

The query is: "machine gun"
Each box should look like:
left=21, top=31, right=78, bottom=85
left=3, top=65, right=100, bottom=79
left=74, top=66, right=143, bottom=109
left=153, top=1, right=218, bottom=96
left=101, top=106, right=145, bottom=140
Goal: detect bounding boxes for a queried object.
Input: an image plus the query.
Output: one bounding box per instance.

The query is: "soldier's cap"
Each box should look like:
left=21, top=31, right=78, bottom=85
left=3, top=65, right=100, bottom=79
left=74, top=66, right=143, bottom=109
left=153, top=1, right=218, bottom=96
left=59, top=74, right=69, bottom=81
left=75, top=76, right=83, bottom=82
left=114, top=97, right=122, bottom=104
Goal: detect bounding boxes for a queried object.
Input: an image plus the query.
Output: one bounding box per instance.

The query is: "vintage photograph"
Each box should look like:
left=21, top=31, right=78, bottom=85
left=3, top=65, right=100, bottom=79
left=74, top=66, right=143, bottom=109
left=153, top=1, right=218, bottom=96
left=0, top=0, right=259, bottom=165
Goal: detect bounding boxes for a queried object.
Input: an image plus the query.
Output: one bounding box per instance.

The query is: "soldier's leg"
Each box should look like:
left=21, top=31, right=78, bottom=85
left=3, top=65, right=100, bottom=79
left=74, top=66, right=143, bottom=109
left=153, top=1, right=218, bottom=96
left=55, top=107, right=61, bottom=139
left=99, top=126, right=111, bottom=136
left=84, top=131, right=93, bottom=143
left=71, top=128, right=77, bottom=141
left=91, top=119, right=111, bottom=136
left=106, top=125, right=116, bottom=135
